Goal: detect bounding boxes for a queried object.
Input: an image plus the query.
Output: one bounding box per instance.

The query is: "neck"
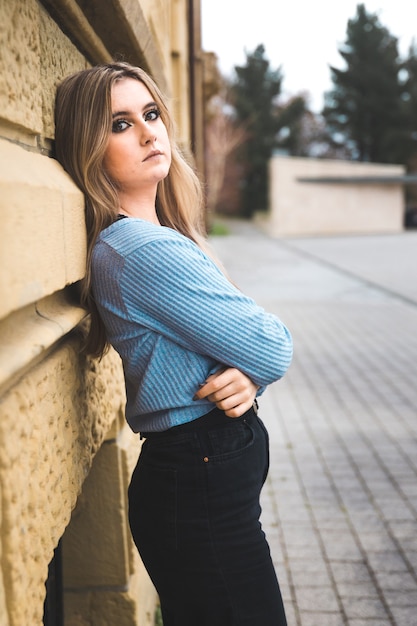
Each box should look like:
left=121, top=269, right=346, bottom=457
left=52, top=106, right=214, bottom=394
left=118, top=190, right=160, bottom=225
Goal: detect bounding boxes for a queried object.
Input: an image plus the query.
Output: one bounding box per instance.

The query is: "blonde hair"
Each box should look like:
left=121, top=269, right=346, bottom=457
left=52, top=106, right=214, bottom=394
left=54, top=62, right=208, bottom=357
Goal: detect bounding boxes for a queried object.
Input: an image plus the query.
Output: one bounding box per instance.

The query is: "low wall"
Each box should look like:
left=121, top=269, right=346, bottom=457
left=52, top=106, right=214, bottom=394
left=265, top=155, right=405, bottom=237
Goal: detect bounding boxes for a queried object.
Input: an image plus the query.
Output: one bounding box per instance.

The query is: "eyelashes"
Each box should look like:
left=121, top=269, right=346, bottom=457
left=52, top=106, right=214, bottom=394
left=144, top=108, right=161, bottom=122
left=111, top=108, right=161, bottom=133
left=112, top=119, right=131, bottom=133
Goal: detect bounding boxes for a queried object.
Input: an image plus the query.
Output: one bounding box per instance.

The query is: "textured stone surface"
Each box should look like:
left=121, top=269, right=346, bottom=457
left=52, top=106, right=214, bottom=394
left=63, top=440, right=131, bottom=588
left=39, top=3, right=87, bottom=140
left=0, top=0, right=42, bottom=133
left=0, top=293, right=86, bottom=392
left=64, top=589, right=145, bottom=626
left=0, top=494, right=10, bottom=626
left=0, top=339, right=125, bottom=626
left=0, top=140, right=86, bottom=320
left=63, top=432, right=157, bottom=626
left=0, top=0, right=86, bottom=139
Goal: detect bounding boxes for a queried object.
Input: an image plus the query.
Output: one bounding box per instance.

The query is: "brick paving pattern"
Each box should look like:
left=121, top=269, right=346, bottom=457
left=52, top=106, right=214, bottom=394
left=211, top=223, right=417, bottom=626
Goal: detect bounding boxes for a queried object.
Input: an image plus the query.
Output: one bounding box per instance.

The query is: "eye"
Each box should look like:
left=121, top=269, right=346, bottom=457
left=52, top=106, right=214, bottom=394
left=112, top=119, right=131, bottom=133
left=144, top=108, right=161, bottom=122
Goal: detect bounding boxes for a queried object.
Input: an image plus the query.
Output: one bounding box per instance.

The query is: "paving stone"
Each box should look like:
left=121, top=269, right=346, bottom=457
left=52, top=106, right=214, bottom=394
left=336, top=582, right=380, bottom=599
left=388, top=605, right=417, bottom=626
left=282, top=600, right=298, bottom=626
left=365, top=550, right=411, bottom=573
left=299, top=612, right=345, bottom=626
left=373, top=570, right=417, bottom=591
left=294, top=586, right=340, bottom=613
left=288, top=558, right=330, bottom=576
left=319, top=530, right=362, bottom=558
left=322, top=560, right=373, bottom=588
left=290, top=567, right=333, bottom=588
left=359, top=532, right=399, bottom=552
left=404, top=551, right=417, bottom=572
left=384, top=589, right=417, bottom=608
left=340, top=596, right=390, bottom=620
left=347, top=618, right=392, bottom=626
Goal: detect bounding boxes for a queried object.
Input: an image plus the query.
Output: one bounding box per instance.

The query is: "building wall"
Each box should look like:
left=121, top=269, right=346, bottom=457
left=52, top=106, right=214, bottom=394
left=265, top=155, right=405, bottom=237
left=0, top=1, right=203, bottom=624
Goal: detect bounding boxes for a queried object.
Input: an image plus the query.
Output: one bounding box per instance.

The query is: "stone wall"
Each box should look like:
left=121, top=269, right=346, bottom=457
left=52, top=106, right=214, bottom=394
left=0, top=1, right=203, bottom=624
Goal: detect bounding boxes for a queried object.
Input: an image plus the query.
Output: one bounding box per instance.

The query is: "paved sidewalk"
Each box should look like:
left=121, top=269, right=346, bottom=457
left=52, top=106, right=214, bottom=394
left=211, top=223, right=417, bottom=626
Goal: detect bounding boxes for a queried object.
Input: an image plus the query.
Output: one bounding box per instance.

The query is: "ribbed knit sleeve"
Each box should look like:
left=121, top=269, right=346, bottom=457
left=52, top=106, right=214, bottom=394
left=114, top=223, right=292, bottom=387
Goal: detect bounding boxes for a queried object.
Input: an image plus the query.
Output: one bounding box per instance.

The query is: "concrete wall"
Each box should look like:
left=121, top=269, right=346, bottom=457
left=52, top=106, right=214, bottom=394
left=0, top=1, right=203, bottom=624
left=265, top=155, right=405, bottom=237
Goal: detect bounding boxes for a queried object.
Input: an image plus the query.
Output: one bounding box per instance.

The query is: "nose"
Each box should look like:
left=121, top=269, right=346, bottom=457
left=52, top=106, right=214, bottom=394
left=139, top=119, right=156, bottom=145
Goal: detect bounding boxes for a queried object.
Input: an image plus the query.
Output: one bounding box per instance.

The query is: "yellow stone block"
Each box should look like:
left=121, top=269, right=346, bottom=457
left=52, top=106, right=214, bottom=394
left=0, top=491, right=10, bottom=626
left=64, top=588, right=152, bottom=626
left=38, top=3, right=87, bottom=139
left=0, top=0, right=86, bottom=139
left=62, top=440, right=130, bottom=588
left=0, top=0, right=42, bottom=133
left=0, top=140, right=86, bottom=321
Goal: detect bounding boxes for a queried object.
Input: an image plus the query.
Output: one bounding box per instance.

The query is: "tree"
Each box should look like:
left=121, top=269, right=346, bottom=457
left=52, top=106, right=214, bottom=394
left=208, top=45, right=308, bottom=218
left=274, top=95, right=314, bottom=156
left=401, top=41, right=417, bottom=168
left=204, top=88, right=248, bottom=217
left=400, top=41, right=417, bottom=212
left=323, top=4, right=404, bottom=163
left=231, top=45, right=284, bottom=217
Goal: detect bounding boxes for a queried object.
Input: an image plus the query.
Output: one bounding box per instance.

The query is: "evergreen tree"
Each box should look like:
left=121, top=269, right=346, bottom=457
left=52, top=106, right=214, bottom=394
left=323, top=4, right=404, bottom=163
left=400, top=42, right=417, bottom=212
left=274, top=96, right=307, bottom=156
left=401, top=42, right=417, bottom=167
left=231, top=45, right=284, bottom=217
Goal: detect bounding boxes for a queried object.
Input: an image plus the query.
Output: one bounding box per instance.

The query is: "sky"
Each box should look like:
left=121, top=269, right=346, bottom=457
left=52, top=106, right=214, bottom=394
left=201, top=0, right=417, bottom=112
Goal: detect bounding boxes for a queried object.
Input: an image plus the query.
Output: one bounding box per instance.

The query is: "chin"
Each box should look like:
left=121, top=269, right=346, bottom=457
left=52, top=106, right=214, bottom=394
left=154, top=166, right=170, bottom=182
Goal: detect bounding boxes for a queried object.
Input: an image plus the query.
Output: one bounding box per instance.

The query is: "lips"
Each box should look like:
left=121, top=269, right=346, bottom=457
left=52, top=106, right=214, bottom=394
left=143, top=150, right=163, bottom=162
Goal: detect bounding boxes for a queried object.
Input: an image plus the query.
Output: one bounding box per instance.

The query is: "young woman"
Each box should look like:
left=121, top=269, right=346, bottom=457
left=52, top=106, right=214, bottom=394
left=54, top=62, right=292, bottom=626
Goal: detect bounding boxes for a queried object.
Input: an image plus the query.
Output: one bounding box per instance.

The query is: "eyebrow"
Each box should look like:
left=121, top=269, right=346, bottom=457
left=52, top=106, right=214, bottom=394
left=112, top=102, right=159, bottom=118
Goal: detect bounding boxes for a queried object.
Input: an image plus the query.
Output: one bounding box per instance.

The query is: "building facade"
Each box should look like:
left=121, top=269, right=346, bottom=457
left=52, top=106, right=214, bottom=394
left=0, top=1, right=206, bottom=624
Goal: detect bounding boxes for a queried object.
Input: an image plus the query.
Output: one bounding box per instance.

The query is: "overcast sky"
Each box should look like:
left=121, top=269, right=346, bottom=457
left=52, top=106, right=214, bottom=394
left=201, top=1, right=417, bottom=111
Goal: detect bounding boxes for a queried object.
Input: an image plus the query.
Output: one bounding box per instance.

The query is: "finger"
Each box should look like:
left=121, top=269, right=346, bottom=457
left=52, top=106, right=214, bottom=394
left=211, top=390, right=251, bottom=411
left=195, top=372, right=236, bottom=400
left=224, top=400, right=253, bottom=418
left=205, top=383, right=241, bottom=403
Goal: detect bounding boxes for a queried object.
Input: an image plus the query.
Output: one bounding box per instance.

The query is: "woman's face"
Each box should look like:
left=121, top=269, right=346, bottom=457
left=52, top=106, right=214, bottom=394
left=103, top=77, right=172, bottom=195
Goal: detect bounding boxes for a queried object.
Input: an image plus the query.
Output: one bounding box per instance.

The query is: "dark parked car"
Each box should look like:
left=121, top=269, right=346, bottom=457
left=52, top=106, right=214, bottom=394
left=405, top=205, right=417, bottom=228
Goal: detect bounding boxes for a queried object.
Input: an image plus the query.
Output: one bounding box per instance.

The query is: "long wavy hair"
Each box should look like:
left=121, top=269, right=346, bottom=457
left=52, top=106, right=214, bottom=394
left=54, top=62, right=208, bottom=358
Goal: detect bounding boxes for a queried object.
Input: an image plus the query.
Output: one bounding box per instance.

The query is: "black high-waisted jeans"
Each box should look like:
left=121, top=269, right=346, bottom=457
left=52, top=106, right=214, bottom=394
left=128, top=405, right=287, bottom=626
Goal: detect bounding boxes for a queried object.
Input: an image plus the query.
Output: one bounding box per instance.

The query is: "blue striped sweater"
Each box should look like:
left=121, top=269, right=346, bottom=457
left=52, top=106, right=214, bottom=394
left=91, top=218, right=293, bottom=432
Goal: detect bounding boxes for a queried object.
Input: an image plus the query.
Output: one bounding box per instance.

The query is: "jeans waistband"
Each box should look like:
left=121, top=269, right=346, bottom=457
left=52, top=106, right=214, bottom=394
left=141, top=401, right=258, bottom=441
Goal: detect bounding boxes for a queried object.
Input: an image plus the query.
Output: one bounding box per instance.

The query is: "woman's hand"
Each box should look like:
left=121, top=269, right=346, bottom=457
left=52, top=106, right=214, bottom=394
left=194, top=368, right=258, bottom=418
